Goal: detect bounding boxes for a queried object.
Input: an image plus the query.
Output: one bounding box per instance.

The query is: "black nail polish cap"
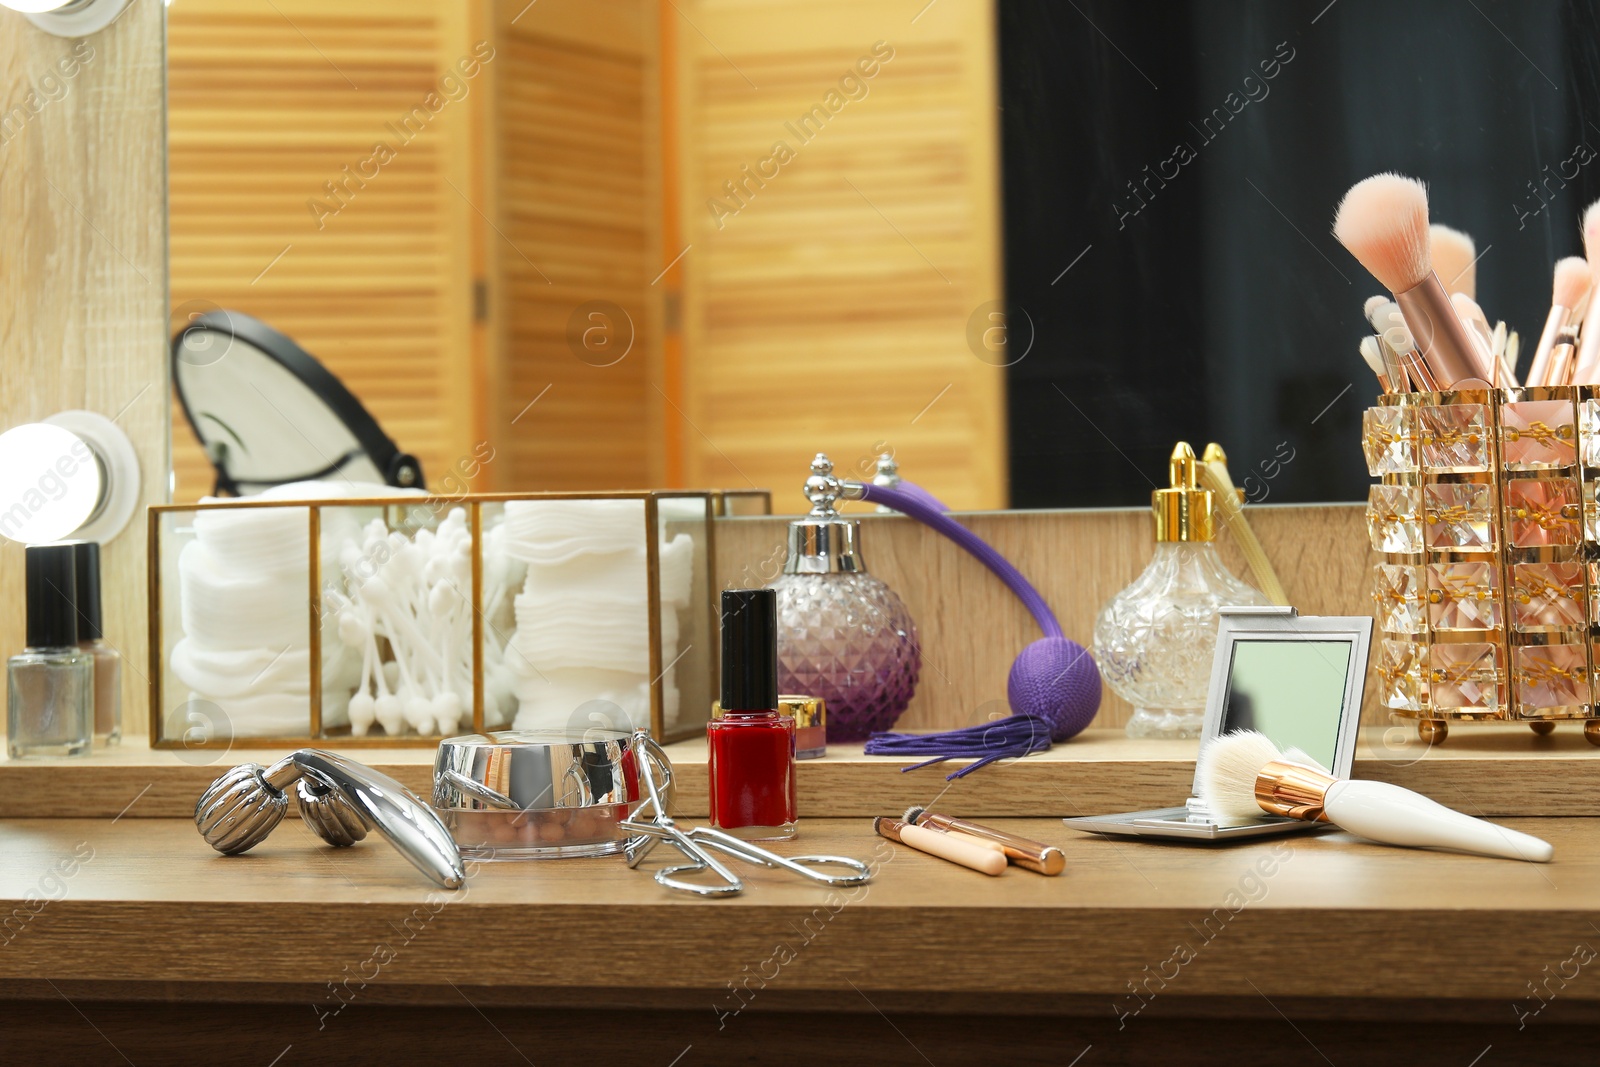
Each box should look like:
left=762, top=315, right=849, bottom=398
left=720, top=588, right=778, bottom=712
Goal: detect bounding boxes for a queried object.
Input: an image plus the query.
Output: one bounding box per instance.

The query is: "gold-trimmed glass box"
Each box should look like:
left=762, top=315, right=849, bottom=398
left=148, top=490, right=718, bottom=749
left=1363, top=385, right=1600, bottom=745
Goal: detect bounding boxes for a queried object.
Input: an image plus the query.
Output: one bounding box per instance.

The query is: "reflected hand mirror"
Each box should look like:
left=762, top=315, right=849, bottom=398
left=172, top=310, right=425, bottom=496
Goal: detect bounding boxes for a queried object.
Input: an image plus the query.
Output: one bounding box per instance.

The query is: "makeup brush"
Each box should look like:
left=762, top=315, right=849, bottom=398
left=1196, top=731, right=1553, bottom=862
left=1570, top=201, right=1600, bottom=383
left=1359, top=335, right=1393, bottom=392
left=1383, top=326, right=1435, bottom=391
left=1365, top=298, right=1405, bottom=333
left=1429, top=223, right=1477, bottom=299
left=1375, top=333, right=1410, bottom=391
left=874, top=816, right=1007, bottom=876
left=904, top=806, right=1065, bottom=875
left=1334, top=174, right=1492, bottom=389
left=1450, top=293, right=1514, bottom=386
left=1527, top=257, right=1592, bottom=387
left=1545, top=324, right=1581, bottom=387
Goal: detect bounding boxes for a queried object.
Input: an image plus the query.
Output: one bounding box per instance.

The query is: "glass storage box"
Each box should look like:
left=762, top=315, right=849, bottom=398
left=148, top=491, right=717, bottom=749
left=1363, top=386, right=1600, bottom=744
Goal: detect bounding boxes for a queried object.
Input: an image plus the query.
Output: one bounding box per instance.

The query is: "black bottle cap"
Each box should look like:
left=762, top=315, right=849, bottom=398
left=71, top=541, right=103, bottom=641
left=720, top=588, right=778, bottom=712
left=25, top=542, right=80, bottom=649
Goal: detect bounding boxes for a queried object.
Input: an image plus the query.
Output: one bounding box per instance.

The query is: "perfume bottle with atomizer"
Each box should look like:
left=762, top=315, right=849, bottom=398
left=1093, top=442, right=1269, bottom=739
left=769, top=454, right=920, bottom=742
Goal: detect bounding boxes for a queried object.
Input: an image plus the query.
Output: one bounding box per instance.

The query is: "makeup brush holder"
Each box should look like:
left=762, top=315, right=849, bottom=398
left=1364, top=386, right=1600, bottom=745
left=148, top=491, right=718, bottom=749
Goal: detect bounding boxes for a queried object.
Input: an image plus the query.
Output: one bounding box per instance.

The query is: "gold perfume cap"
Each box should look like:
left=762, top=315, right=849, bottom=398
left=1152, top=441, right=1214, bottom=542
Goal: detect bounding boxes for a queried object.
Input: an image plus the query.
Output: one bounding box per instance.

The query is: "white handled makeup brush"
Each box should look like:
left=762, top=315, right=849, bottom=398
left=1334, top=174, right=1493, bottom=389
left=1570, top=202, right=1600, bottom=384
left=1197, top=731, right=1553, bottom=863
left=1359, top=335, right=1393, bottom=392
left=1528, top=256, right=1593, bottom=386
left=1429, top=223, right=1477, bottom=299
left=1365, top=297, right=1407, bottom=333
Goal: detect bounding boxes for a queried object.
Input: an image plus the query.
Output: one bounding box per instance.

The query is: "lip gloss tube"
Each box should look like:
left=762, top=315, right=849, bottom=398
left=707, top=589, right=797, bottom=841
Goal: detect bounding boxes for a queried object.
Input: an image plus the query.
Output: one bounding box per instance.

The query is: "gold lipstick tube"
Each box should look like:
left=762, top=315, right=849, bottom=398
left=912, top=811, right=1065, bottom=876
left=1394, top=273, right=1493, bottom=389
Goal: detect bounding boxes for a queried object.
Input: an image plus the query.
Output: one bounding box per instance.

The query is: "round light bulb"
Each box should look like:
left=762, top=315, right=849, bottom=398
left=0, top=422, right=102, bottom=543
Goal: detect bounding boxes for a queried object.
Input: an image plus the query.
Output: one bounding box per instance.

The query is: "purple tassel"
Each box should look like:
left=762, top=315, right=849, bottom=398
left=864, top=714, right=1053, bottom=780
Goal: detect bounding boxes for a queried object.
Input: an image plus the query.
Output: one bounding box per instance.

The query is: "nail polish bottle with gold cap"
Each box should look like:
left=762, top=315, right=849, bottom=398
left=1091, top=442, right=1269, bottom=739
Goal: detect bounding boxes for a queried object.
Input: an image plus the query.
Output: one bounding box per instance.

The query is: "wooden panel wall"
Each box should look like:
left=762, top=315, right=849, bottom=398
left=670, top=0, right=1007, bottom=511
left=166, top=0, right=481, bottom=501
left=713, top=504, right=1383, bottom=730
left=492, top=0, right=662, bottom=490
left=0, top=0, right=169, bottom=735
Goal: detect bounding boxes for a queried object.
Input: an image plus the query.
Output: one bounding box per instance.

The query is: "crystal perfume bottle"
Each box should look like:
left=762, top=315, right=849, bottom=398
left=1093, top=443, right=1269, bottom=739
left=770, top=454, right=920, bottom=742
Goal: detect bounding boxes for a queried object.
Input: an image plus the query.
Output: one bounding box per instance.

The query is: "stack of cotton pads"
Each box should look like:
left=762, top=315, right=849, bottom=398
left=169, top=482, right=366, bottom=737
left=499, top=499, right=694, bottom=731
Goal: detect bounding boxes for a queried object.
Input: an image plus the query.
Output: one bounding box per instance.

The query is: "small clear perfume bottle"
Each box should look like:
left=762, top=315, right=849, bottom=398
left=73, top=541, right=121, bottom=747
left=1093, top=443, right=1269, bottom=739
left=8, top=543, right=94, bottom=759
left=769, top=454, right=920, bottom=742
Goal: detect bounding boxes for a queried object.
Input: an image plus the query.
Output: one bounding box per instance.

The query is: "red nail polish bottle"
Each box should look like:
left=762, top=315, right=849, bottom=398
left=707, top=589, right=797, bottom=840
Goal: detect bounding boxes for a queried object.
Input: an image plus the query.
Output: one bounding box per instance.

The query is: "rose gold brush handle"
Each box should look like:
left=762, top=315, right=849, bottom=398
left=1394, top=273, right=1493, bottom=389
left=1528, top=305, right=1569, bottom=387
left=1573, top=301, right=1600, bottom=384
left=1548, top=338, right=1579, bottom=387
left=916, top=812, right=1065, bottom=876
left=1383, top=328, right=1435, bottom=392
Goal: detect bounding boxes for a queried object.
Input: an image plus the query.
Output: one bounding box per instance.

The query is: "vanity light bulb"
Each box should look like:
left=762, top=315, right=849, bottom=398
left=0, top=423, right=102, bottom=544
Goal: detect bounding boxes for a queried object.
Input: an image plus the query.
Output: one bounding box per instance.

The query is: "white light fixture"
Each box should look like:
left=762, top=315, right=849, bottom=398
left=0, top=0, right=131, bottom=37
left=0, top=412, right=141, bottom=545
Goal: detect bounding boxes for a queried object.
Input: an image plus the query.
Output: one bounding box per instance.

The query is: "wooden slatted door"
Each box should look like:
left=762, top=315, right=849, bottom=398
left=490, top=0, right=662, bottom=491
left=167, top=0, right=484, bottom=501
left=667, top=0, right=1007, bottom=511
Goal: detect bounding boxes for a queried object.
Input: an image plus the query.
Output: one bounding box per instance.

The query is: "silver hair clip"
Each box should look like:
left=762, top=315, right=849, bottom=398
left=195, top=749, right=465, bottom=889
left=619, top=731, right=872, bottom=897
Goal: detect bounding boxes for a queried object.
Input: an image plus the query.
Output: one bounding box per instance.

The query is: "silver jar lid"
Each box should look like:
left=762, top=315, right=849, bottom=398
left=785, top=453, right=866, bottom=575
left=432, top=729, right=669, bottom=813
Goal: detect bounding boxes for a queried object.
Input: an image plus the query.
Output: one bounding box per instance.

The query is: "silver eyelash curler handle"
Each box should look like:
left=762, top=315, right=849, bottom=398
left=195, top=749, right=466, bottom=890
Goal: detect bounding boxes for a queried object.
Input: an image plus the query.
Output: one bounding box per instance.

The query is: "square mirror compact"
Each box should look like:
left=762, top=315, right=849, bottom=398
left=1063, top=607, right=1372, bottom=841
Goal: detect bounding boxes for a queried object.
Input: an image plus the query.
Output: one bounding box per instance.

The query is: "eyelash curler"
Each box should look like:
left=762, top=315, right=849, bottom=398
left=618, top=730, right=873, bottom=897
left=194, top=749, right=466, bottom=889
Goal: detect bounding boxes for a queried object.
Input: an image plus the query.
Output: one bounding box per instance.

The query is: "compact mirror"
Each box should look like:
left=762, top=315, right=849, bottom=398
left=1219, top=639, right=1354, bottom=773
left=172, top=310, right=424, bottom=496
left=1202, top=607, right=1373, bottom=784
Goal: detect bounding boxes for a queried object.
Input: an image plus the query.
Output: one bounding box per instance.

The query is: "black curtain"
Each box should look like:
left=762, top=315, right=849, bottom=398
left=1000, top=0, right=1600, bottom=507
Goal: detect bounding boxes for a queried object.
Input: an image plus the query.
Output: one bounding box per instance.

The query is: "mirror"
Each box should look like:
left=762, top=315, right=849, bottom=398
left=174, top=311, right=423, bottom=494
left=1221, top=639, right=1353, bottom=770
left=165, top=0, right=1600, bottom=511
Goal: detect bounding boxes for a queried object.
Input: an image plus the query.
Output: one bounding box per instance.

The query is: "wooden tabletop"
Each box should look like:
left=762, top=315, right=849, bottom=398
left=8, top=723, right=1600, bottom=819
left=2, top=814, right=1596, bottom=1006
